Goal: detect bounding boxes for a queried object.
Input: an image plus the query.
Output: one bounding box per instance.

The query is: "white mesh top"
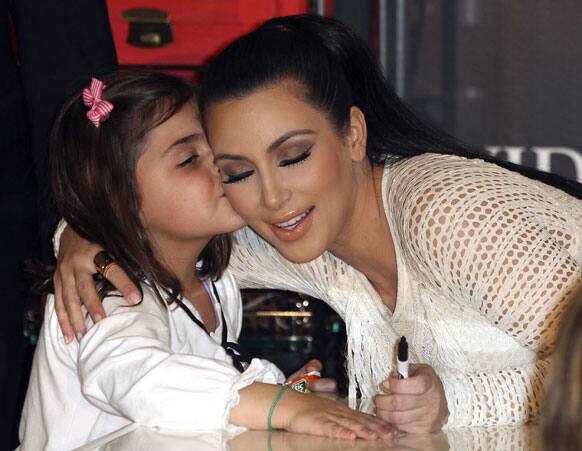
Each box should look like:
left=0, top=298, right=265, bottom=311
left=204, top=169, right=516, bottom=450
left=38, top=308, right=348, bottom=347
left=229, top=153, right=582, bottom=428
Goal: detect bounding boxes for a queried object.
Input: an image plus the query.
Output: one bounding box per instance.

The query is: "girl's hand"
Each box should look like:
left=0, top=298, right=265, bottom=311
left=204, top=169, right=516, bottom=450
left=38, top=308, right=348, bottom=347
left=54, top=226, right=141, bottom=343
left=280, top=390, right=397, bottom=441
left=374, top=364, right=449, bottom=433
left=287, top=359, right=338, bottom=393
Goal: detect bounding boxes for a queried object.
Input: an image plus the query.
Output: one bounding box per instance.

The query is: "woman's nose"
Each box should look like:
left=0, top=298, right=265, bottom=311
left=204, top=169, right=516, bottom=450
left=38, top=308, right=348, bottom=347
left=261, top=177, right=291, bottom=211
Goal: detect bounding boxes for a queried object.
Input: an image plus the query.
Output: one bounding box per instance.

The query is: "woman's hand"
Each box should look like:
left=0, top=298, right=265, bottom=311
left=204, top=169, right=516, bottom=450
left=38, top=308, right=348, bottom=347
left=374, top=364, right=449, bottom=434
left=54, top=225, right=141, bottom=343
left=287, top=359, right=338, bottom=393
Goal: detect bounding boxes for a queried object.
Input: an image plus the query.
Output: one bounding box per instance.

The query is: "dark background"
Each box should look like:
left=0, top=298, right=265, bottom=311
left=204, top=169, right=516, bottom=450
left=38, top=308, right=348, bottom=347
left=337, top=0, right=582, bottom=182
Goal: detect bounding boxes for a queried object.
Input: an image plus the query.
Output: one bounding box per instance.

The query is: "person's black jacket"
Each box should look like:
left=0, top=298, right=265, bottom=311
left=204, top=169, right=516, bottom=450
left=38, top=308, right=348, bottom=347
left=0, top=1, right=116, bottom=447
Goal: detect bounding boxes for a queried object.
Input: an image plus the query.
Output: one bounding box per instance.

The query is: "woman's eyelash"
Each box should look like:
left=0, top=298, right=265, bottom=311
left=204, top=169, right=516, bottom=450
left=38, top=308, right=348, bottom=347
left=223, top=170, right=254, bottom=184
left=222, top=146, right=313, bottom=184
left=279, top=146, right=313, bottom=167
left=178, top=155, right=199, bottom=167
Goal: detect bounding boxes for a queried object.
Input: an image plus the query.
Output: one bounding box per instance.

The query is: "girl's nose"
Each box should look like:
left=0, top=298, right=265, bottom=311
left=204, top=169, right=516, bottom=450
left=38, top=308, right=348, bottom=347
left=208, top=158, right=221, bottom=180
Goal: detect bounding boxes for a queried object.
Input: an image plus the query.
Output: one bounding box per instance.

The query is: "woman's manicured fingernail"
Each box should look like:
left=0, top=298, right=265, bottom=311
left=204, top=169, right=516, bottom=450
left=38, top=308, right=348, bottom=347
left=65, top=335, right=73, bottom=344
left=383, top=380, right=390, bottom=389
left=129, top=293, right=141, bottom=304
left=94, top=314, right=103, bottom=323
left=76, top=333, right=83, bottom=342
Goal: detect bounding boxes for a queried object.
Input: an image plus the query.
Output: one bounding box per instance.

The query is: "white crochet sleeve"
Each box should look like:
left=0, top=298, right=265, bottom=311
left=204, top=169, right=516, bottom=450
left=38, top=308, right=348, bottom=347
left=228, top=227, right=343, bottom=300
left=391, top=154, right=582, bottom=427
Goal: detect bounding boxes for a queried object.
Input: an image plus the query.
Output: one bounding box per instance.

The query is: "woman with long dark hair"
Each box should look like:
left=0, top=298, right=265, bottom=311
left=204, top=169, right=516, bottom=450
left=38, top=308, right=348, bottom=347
left=53, top=15, right=582, bottom=433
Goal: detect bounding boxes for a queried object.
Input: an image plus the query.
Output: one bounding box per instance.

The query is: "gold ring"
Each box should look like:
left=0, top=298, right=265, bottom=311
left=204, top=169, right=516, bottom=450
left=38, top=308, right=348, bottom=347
left=93, top=251, right=116, bottom=279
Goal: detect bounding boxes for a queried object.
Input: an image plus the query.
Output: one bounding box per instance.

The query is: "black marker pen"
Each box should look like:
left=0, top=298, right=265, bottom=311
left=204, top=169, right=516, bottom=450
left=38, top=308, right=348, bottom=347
left=397, top=336, right=409, bottom=379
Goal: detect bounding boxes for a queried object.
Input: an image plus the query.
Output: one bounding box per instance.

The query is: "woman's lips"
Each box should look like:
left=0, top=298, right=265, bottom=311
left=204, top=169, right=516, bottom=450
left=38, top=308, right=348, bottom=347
left=269, top=207, right=315, bottom=241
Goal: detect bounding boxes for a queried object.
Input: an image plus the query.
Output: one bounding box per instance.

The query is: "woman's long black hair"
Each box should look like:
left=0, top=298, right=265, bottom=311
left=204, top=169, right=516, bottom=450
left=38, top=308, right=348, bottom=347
left=199, top=14, right=582, bottom=199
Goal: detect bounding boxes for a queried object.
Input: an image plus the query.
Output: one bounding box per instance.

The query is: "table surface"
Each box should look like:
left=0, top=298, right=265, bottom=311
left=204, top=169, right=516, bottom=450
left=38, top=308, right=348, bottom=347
left=76, top=422, right=541, bottom=451
left=74, top=395, right=541, bottom=451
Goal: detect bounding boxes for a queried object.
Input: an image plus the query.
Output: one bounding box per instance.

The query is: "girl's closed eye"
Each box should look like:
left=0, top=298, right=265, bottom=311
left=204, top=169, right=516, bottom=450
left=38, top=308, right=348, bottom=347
left=279, top=144, right=313, bottom=167
left=177, top=154, right=199, bottom=168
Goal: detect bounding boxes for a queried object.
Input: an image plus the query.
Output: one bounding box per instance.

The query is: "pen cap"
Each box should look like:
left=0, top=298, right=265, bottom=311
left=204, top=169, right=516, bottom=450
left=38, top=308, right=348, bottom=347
left=397, top=336, right=408, bottom=362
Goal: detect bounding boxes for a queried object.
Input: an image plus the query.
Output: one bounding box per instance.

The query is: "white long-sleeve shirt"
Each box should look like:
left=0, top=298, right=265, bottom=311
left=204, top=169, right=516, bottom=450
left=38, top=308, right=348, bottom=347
left=227, top=154, right=582, bottom=428
left=18, top=270, right=284, bottom=451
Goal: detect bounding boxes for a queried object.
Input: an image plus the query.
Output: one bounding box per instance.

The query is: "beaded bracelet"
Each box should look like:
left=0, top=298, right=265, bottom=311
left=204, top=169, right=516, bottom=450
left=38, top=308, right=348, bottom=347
left=267, top=385, right=289, bottom=431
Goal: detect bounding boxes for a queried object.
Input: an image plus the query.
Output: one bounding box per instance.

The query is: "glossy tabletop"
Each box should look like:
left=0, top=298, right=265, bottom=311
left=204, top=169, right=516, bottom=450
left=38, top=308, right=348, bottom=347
left=76, top=422, right=541, bottom=451
left=74, top=394, right=541, bottom=451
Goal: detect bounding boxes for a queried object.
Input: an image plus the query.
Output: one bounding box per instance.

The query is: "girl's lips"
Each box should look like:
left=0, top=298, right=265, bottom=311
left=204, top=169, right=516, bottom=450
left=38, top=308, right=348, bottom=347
left=269, top=207, right=314, bottom=242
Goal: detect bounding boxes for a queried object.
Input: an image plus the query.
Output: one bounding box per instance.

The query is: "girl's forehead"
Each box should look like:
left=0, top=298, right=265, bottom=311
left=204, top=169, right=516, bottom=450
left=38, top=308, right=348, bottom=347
left=141, top=103, right=203, bottom=147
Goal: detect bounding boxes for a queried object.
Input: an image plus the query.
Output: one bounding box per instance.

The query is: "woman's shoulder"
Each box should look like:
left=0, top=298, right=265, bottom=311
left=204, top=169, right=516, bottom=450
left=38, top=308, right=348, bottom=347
left=385, top=153, right=582, bottom=271
left=385, top=153, right=582, bottom=222
left=387, top=152, right=559, bottom=195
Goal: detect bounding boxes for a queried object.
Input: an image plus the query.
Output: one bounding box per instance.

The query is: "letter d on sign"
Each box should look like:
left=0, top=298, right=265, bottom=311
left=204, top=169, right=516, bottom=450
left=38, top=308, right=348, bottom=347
left=531, top=147, right=582, bottom=183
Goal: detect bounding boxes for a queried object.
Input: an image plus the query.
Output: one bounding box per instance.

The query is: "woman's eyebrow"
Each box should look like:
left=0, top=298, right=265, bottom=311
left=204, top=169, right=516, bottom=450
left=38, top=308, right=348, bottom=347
left=266, top=129, right=316, bottom=152
left=214, top=129, right=316, bottom=161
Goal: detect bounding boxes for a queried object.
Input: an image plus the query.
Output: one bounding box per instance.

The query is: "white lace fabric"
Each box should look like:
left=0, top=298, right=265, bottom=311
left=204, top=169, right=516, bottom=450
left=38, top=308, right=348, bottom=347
left=229, top=154, right=582, bottom=428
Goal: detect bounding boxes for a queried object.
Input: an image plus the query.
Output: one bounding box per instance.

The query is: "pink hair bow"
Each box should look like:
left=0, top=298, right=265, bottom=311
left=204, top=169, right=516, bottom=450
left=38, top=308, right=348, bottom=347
left=82, top=78, right=114, bottom=128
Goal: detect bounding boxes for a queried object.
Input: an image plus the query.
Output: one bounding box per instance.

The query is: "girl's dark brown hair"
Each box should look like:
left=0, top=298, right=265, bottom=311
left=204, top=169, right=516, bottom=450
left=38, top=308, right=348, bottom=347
left=51, top=71, right=231, bottom=304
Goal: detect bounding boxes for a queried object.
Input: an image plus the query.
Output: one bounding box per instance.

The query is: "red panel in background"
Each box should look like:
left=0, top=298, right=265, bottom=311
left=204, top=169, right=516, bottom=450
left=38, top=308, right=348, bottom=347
left=106, top=0, right=310, bottom=67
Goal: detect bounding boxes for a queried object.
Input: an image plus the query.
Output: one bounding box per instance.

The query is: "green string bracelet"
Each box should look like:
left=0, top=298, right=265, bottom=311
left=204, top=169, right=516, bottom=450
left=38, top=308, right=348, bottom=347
left=268, top=385, right=289, bottom=431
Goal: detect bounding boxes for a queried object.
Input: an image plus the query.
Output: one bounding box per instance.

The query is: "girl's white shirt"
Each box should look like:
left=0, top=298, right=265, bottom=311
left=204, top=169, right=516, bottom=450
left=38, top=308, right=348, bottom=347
left=228, top=154, right=582, bottom=428
left=18, top=270, right=284, bottom=451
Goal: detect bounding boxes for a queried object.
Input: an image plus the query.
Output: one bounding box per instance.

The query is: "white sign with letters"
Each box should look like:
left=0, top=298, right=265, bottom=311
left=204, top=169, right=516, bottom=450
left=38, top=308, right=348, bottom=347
left=487, top=146, right=582, bottom=182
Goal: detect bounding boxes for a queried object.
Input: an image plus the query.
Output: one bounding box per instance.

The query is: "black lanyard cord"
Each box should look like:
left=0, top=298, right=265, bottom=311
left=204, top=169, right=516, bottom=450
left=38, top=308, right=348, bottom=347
left=174, top=281, right=250, bottom=373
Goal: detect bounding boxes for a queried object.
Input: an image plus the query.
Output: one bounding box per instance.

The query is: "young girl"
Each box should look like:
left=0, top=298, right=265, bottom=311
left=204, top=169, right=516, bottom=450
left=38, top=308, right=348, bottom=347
left=18, top=72, right=394, bottom=450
